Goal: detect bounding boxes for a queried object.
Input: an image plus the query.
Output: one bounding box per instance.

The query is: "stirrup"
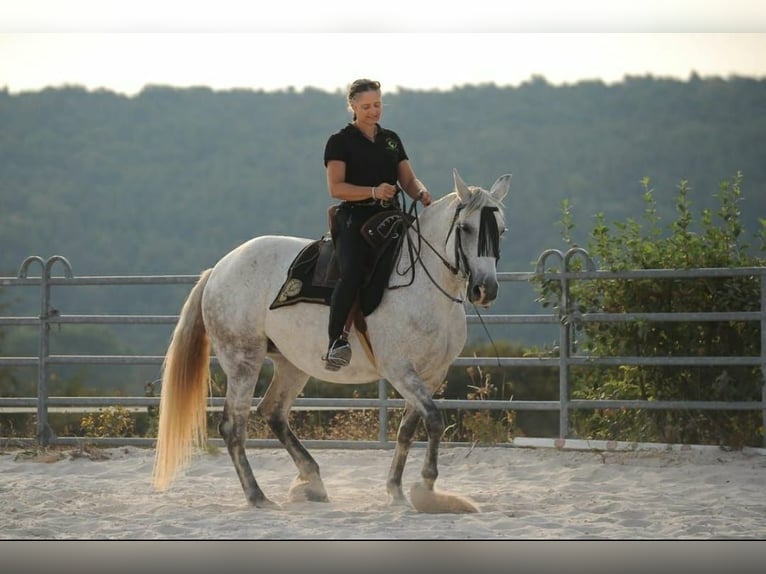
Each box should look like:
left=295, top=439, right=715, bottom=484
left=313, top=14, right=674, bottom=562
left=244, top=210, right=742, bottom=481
left=323, top=339, right=351, bottom=370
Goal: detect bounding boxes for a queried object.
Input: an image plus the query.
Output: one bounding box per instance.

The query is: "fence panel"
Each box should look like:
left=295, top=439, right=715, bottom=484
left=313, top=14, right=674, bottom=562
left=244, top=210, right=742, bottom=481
left=1, top=252, right=764, bottom=448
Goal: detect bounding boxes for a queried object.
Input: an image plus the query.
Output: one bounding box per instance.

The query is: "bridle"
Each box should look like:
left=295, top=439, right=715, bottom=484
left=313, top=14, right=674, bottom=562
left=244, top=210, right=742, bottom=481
left=392, top=192, right=501, bottom=304
left=445, top=203, right=500, bottom=279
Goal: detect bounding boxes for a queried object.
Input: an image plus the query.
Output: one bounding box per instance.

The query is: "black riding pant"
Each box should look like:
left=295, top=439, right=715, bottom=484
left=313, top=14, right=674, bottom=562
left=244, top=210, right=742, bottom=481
left=328, top=203, right=387, bottom=342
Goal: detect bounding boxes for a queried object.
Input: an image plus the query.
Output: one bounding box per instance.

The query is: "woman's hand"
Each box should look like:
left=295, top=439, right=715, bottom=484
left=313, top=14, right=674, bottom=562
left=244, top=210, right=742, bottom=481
left=417, top=189, right=433, bottom=207
left=374, top=182, right=398, bottom=201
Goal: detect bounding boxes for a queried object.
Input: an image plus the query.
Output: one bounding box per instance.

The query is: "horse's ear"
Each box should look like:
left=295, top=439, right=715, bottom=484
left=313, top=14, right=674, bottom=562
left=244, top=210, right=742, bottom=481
left=453, top=168, right=471, bottom=202
left=490, top=174, right=512, bottom=203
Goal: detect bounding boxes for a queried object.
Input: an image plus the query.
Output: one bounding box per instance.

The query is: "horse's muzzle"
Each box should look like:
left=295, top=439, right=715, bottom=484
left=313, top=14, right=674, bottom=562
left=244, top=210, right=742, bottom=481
left=469, top=279, right=498, bottom=307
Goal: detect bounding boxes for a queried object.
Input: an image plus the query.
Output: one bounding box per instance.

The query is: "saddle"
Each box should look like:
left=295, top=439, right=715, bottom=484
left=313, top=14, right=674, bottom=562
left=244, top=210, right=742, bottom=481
left=269, top=206, right=414, bottom=315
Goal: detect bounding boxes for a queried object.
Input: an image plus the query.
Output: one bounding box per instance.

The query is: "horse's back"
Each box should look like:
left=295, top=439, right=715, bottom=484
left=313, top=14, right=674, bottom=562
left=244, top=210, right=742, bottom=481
left=201, top=235, right=312, bottom=336
left=213, top=234, right=311, bottom=282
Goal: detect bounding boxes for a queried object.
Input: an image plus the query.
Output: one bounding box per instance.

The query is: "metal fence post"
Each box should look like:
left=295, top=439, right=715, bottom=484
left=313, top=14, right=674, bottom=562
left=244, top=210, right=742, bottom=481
left=558, top=269, right=571, bottom=441
left=17, top=255, right=73, bottom=446
left=535, top=249, right=568, bottom=440
left=536, top=248, right=575, bottom=440
left=536, top=247, right=598, bottom=441
left=761, top=271, right=766, bottom=448
left=561, top=248, right=596, bottom=441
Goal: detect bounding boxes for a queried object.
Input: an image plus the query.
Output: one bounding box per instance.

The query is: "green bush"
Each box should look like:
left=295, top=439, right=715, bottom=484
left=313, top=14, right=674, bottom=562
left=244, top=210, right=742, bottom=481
left=80, top=406, right=135, bottom=438
left=536, top=172, right=766, bottom=448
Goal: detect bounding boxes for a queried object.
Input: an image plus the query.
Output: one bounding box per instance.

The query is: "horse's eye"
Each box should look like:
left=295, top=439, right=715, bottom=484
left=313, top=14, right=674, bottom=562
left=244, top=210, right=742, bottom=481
left=457, top=223, right=471, bottom=234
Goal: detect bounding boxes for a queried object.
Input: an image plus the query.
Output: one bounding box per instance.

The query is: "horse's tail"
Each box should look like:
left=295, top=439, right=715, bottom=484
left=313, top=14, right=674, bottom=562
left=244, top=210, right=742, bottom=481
left=152, top=268, right=213, bottom=491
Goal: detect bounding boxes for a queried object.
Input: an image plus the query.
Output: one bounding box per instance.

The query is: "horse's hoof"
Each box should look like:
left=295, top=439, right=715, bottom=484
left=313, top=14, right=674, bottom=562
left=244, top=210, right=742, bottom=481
left=249, top=496, right=281, bottom=510
left=307, top=491, right=330, bottom=503
left=387, top=485, right=409, bottom=506
left=288, top=479, right=329, bottom=503
left=409, top=482, right=479, bottom=514
left=388, top=495, right=410, bottom=508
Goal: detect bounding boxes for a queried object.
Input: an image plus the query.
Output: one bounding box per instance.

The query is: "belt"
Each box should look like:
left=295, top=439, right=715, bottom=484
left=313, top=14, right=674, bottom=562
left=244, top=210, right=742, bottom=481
left=343, top=198, right=395, bottom=208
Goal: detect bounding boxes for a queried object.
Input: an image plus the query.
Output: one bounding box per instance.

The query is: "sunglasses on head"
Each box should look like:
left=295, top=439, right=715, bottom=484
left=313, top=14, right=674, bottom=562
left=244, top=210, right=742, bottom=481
left=350, top=80, right=381, bottom=97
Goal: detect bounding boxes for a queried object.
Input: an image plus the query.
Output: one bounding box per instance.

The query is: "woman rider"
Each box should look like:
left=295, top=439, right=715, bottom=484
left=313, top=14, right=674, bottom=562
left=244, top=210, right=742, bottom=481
left=322, top=78, right=433, bottom=369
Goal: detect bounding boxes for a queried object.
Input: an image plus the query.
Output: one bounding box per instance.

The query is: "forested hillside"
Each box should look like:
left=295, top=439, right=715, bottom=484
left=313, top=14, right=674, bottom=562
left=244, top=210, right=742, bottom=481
left=2, top=75, right=765, bottom=355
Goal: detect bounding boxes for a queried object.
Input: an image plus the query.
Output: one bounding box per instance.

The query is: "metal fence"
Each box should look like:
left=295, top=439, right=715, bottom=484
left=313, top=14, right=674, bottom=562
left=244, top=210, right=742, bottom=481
left=1, top=251, right=765, bottom=448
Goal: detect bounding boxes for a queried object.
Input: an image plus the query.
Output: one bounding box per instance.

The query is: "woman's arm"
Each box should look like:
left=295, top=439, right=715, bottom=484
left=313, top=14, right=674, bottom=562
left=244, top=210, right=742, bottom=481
left=397, top=160, right=432, bottom=206
left=326, top=160, right=380, bottom=201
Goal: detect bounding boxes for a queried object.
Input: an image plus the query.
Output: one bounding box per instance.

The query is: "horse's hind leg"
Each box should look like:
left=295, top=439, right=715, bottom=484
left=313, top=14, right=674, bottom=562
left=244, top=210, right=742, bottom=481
left=257, top=354, right=329, bottom=502
left=218, top=344, right=278, bottom=508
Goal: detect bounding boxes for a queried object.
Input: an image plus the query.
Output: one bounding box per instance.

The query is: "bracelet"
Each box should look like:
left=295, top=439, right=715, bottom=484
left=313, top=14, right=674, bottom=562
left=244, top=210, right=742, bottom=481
left=371, top=186, right=377, bottom=199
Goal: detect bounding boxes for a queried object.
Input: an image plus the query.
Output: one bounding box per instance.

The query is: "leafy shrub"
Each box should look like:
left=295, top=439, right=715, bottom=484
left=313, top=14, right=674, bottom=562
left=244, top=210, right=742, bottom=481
left=536, top=173, right=766, bottom=448
left=81, top=406, right=135, bottom=438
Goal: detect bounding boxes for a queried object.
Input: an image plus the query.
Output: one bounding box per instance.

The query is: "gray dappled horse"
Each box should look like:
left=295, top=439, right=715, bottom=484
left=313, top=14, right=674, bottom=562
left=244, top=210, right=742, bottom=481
left=152, top=168, right=511, bottom=513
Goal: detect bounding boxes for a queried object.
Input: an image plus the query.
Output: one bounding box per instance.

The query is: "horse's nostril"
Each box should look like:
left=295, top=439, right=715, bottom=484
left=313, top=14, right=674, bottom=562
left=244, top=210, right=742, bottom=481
left=471, top=282, right=498, bottom=304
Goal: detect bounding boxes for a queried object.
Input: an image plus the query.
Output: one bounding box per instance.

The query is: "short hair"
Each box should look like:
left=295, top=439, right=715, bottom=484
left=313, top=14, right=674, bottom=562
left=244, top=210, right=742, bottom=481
left=347, top=79, right=381, bottom=120
left=347, top=79, right=381, bottom=103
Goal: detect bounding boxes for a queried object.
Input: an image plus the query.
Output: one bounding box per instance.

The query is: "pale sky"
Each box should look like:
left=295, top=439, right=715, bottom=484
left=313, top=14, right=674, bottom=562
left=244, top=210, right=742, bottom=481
left=2, top=1, right=766, bottom=95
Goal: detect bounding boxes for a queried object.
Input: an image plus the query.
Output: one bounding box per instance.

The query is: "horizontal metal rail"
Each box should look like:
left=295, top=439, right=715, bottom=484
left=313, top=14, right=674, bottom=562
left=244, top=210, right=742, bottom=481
left=3, top=395, right=761, bottom=415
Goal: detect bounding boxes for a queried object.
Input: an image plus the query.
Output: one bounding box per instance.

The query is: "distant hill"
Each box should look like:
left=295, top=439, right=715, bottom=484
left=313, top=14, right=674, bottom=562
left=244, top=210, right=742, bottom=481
left=2, top=76, right=765, bottom=357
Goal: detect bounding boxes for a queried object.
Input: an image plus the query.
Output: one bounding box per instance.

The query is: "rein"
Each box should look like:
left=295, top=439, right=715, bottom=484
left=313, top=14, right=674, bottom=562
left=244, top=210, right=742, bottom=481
left=391, top=197, right=464, bottom=303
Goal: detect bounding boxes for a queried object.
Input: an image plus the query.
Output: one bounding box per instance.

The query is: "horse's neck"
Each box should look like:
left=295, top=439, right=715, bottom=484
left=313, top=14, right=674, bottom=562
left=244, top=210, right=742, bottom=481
left=411, top=197, right=465, bottom=294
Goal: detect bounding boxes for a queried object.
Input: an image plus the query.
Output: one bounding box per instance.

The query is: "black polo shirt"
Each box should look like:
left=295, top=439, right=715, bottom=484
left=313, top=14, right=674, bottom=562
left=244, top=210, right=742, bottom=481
left=323, top=123, right=409, bottom=187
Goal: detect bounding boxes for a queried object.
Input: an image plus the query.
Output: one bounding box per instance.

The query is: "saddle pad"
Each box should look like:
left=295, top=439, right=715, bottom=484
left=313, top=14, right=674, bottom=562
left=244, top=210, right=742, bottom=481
left=269, top=237, right=335, bottom=310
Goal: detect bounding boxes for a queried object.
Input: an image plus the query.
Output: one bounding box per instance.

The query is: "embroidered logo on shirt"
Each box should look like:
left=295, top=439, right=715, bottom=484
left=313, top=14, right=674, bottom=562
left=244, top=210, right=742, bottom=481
left=385, top=138, right=399, bottom=152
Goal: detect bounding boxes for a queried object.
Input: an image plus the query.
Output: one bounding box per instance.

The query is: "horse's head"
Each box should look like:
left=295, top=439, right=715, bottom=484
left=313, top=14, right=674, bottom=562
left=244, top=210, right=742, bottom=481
left=449, top=168, right=511, bottom=307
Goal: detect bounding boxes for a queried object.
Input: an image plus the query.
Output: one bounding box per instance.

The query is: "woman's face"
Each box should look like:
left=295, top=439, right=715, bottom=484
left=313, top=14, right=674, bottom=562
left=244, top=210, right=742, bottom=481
left=351, top=90, right=382, bottom=125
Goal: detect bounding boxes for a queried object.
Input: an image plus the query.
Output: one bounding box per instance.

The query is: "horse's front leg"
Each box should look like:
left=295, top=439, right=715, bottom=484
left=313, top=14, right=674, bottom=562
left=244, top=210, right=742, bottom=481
left=420, top=402, right=444, bottom=490
left=386, top=405, right=421, bottom=503
left=387, top=372, right=443, bottom=493
left=388, top=368, right=478, bottom=513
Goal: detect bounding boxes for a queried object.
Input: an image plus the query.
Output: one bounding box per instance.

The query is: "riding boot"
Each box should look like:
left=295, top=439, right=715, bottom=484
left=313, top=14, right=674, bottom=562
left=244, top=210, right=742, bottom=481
left=324, top=299, right=357, bottom=370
